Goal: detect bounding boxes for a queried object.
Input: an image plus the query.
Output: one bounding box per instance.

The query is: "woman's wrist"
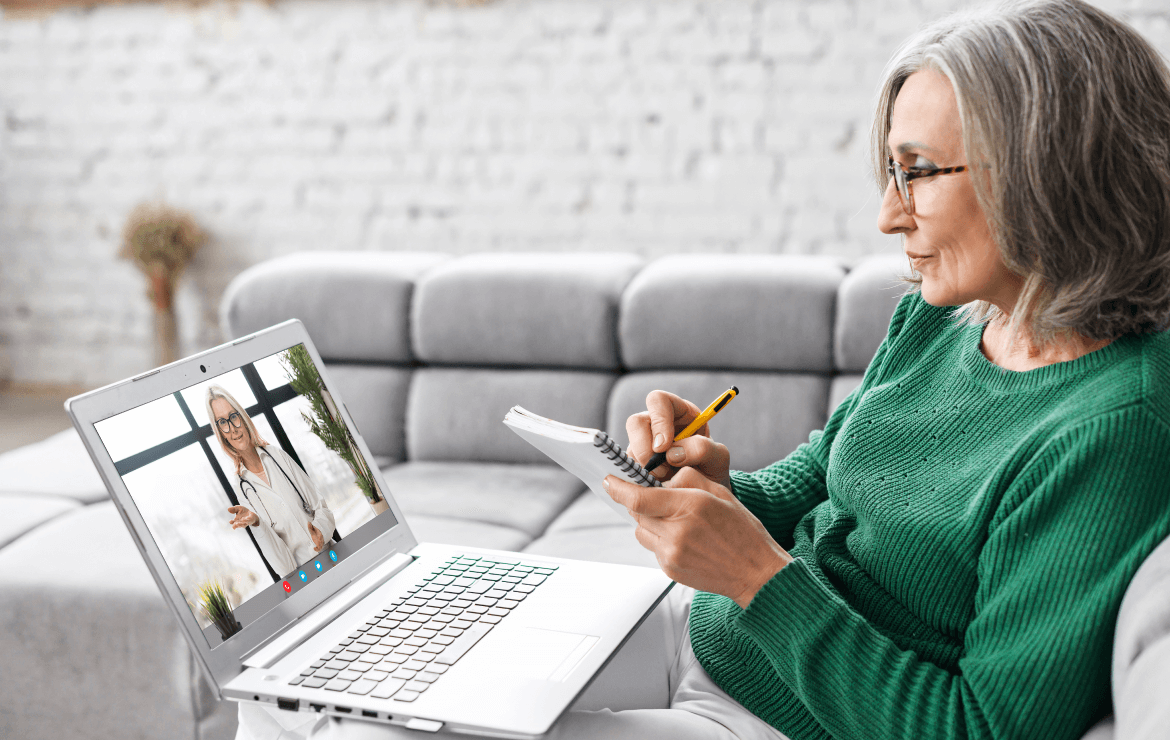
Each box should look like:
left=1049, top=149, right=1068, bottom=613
left=734, top=546, right=793, bottom=609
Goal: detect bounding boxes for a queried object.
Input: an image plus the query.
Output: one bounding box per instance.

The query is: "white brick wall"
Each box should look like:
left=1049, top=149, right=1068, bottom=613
left=1, top=0, right=1167, bottom=387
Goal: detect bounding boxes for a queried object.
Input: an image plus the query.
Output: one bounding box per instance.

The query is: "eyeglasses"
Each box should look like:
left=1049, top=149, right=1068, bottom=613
left=887, top=156, right=968, bottom=215
left=215, top=412, right=243, bottom=433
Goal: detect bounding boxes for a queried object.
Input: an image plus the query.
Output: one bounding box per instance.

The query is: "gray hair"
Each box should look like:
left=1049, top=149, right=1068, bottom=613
left=871, top=0, right=1170, bottom=343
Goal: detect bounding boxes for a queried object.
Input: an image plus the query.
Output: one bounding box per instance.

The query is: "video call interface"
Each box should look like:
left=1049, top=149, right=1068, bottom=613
left=94, top=344, right=398, bottom=648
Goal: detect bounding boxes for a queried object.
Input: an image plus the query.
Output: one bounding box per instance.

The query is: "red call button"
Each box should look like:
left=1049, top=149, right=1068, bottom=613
left=282, top=581, right=292, bottom=593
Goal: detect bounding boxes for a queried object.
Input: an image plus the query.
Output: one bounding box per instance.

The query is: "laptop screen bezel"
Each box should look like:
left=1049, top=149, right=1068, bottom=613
left=65, top=319, right=420, bottom=694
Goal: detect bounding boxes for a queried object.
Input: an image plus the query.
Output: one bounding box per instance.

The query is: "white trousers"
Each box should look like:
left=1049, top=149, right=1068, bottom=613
left=237, top=586, right=789, bottom=740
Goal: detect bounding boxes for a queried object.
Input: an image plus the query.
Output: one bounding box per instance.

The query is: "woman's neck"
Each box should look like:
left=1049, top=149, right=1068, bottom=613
left=240, top=445, right=264, bottom=475
left=981, top=315, right=1111, bottom=371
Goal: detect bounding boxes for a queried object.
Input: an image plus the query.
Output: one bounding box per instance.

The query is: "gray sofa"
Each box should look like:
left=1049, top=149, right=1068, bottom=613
left=0, top=251, right=1165, bottom=740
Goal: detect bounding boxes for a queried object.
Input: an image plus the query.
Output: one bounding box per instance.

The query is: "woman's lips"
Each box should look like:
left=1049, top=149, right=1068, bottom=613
left=907, top=253, right=932, bottom=269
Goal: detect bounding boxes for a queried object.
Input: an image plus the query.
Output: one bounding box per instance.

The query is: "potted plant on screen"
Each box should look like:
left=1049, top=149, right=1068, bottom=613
left=198, top=580, right=242, bottom=641
left=281, top=345, right=390, bottom=515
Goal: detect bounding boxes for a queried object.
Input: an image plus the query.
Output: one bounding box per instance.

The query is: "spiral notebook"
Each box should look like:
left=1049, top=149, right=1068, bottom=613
left=503, top=406, right=661, bottom=524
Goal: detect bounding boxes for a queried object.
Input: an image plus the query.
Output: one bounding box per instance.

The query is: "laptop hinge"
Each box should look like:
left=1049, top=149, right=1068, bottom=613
left=242, top=552, right=414, bottom=669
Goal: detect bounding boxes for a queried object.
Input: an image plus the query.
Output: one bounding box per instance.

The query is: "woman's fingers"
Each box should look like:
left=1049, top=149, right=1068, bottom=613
left=645, top=391, right=702, bottom=452
left=664, top=436, right=732, bottom=488
left=604, top=475, right=682, bottom=518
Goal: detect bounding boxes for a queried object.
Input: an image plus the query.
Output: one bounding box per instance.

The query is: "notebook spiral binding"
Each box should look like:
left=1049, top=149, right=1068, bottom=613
left=593, top=432, right=663, bottom=488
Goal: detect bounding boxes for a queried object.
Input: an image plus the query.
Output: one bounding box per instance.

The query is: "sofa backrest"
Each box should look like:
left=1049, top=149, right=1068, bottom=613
left=221, top=251, right=909, bottom=472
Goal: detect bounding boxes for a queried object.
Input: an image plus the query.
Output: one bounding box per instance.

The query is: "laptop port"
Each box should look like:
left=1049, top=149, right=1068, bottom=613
left=334, top=706, right=352, bottom=714
left=362, top=710, right=378, bottom=718
left=277, top=698, right=299, bottom=712
left=310, top=703, right=326, bottom=713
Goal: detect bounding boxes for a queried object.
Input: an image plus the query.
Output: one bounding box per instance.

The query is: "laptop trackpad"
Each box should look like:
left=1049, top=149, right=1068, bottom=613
left=498, top=628, right=600, bottom=682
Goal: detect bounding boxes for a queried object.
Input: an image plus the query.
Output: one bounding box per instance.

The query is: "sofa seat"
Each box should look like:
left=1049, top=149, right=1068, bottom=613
left=0, top=500, right=234, bottom=740
left=524, top=492, right=656, bottom=568
left=0, top=428, right=109, bottom=504
left=0, top=493, right=80, bottom=549
left=378, top=461, right=585, bottom=538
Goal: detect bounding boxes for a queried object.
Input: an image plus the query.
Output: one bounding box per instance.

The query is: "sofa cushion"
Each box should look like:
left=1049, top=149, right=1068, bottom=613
left=0, top=501, right=213, bottom=740
left=220, top=251, right=449, bottom=363
left=619, top=255, right=845, bottom=371
left=834, top=253, right=908, bottom=372
left=407, top=368, right=615, bottom=463
left=412, top=253, right=643, bottom=369
left=607, top=371, right=829, bottom=473
left=0, top=494, right=80, bottom=549
left=546, top=491, right=631, bottom=533
left=0, top=429, right=107, bottom=503
left=405, top=515, right=533, bottom=552
left=524, top=526, right=658, bottom=568
left=829, top=374, right=864, bottom=415
left=325, top=364, right=412, bottom=463
left=380, top=461, right=584, bottom=538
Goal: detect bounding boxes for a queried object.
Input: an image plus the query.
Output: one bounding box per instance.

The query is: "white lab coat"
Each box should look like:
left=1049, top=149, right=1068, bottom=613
left=237, top=445, right=335, bottom=577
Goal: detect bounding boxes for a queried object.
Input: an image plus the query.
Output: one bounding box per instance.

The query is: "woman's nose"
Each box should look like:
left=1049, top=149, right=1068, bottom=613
left=877, top=177, right=914, bottom=235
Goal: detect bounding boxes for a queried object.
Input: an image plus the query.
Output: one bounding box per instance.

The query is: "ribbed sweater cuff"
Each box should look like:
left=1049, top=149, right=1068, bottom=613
left=736, top=557, right=842, bottom=684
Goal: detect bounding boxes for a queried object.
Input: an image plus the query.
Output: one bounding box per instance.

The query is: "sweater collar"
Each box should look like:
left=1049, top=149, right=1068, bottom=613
left=959, top=322, right=1139, bottom=392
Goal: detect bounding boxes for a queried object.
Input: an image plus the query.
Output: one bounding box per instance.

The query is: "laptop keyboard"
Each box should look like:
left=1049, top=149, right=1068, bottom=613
left=288, top=554, right=556, bottom=704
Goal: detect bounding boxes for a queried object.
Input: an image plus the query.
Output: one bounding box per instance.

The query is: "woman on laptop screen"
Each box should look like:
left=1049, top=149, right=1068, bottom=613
left=207, top=385, right=336, bottom=577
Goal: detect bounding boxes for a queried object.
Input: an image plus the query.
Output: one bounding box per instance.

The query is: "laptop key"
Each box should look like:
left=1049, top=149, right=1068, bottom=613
left=391, top=668, right=417, bottom=680
left=324, top=678, right=353, bottom=692
left=431, top=635, right=455, bottom=646
left=521, top=574, right=547, bottom=586
left=487, top=608, right=509, bottom=618
left=404, top=680, right=431, bottom=693
left=289, top=675, right=306, bottom=686
left=338, top=670, right=363, bottom=681
left=390, top=629, right=414, bottom=639
left=500, top=599, right=522, bottom=609
left=467, top=581, right=494, bottom=595
left=404, top=659, right=430, bottom=671
left=513, top=585, right=535, bottom=594
left=347, top=679, right=378, bottom=696
left=301, top=677, right=328, bottom=689
left=393, top=690, right=421, bottom=703
left=315, top=668, right=340, bottom=679
left=367, top=669, right=390, bottom=682
left=433, top=622, right=493, bottom=665
left=370, top=678, right=407, bottom=700
left=426, top=664, right=449, bottom=674
left=480, top=615, right=502, bottom=624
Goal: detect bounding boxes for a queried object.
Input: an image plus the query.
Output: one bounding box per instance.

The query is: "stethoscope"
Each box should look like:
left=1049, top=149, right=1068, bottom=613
left=238, top=448, right=312, bottom=529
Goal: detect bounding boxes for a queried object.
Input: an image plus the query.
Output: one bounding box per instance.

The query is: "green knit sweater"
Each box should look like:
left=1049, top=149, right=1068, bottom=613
left=689, top=292, right=1170, bottom=740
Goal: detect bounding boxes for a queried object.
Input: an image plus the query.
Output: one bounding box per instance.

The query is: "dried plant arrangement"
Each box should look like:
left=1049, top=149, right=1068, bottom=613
left=120, top=202, right=207, bottom=366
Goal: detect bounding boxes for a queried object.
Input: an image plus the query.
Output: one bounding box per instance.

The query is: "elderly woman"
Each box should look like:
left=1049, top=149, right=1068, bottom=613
left=207, top=385, right=336, bottom=578
left=240, top=2, right=1170, bottom=739
left=606, top=1, right=1170, bottom=739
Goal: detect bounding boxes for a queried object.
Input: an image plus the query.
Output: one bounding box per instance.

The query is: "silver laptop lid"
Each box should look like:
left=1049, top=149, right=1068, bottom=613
left=65, top=319, right=419, bottom=692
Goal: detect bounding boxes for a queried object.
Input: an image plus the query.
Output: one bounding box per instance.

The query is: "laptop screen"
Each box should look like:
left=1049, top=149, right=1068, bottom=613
left=93, top=343, right=399, bottom=649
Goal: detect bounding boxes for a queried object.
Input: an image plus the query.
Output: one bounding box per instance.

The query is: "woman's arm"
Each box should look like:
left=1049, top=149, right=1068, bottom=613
left=243, top=500, right=298, bottom=577
left=728, top=292, right=919, bottom=547
left=727, top=411, right=1170, bottom=740
left=274, top=446, right=336, bottom=542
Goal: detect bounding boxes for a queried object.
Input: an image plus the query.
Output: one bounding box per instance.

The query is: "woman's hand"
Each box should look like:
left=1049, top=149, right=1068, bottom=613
left=626, top=390, right=732, bottom=487
left=605, top=467, right=791, bottom=609
left=308, top=522, right=325, bottom=552
left=228, top=505, right=259, bottom=529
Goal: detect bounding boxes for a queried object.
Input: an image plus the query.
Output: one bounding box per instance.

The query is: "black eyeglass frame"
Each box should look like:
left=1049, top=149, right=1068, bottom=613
left=887, top=156, right=968, bottom=215
left=215, top=412, right=244, bottom=433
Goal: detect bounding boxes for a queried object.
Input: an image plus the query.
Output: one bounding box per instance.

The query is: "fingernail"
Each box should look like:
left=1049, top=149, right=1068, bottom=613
left=603, top=477, right=611, bottom=492
left=654, top=433, right=665, bottom=450
left=667, top=446, right=685, bottom=463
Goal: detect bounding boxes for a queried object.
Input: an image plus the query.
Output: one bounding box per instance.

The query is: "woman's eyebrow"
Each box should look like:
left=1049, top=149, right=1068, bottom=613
left=893, top=141, right=941, bottom=155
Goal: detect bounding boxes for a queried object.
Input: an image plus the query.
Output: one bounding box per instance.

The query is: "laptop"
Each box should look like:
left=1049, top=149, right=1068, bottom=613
left=66, top=319, right=672, bottom=738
